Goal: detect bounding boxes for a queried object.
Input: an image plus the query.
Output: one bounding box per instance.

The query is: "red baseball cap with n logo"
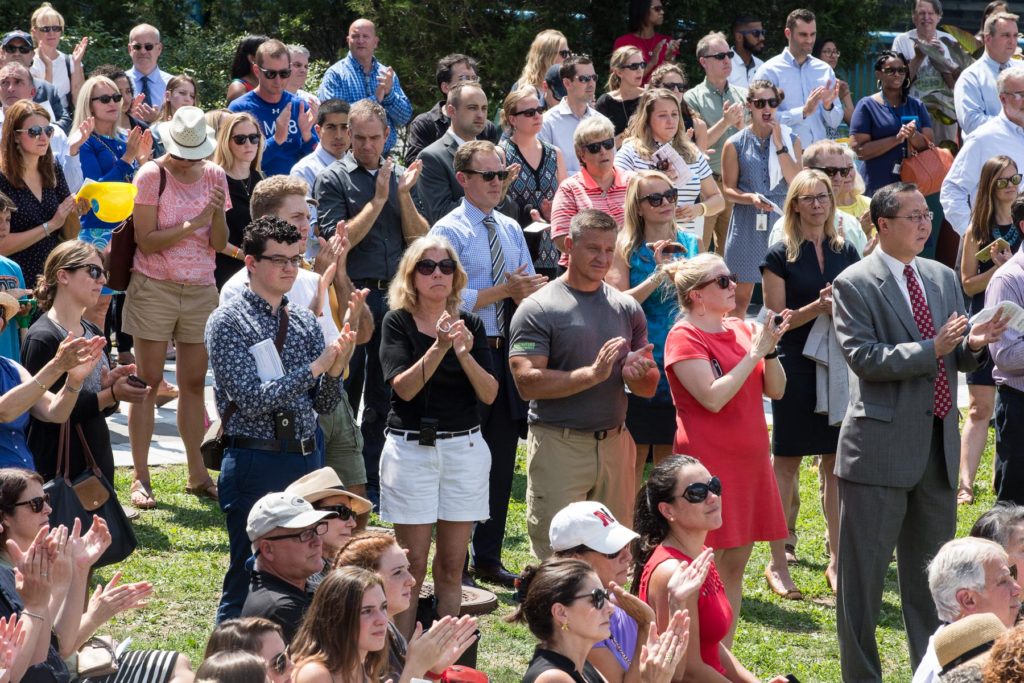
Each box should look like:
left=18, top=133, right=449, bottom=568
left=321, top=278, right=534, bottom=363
left=549, top=501, right=640, bottom=554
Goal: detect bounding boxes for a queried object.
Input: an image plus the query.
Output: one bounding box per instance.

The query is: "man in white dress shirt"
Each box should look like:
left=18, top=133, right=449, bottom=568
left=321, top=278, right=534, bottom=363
left=953, top=11, right=1018, bottom=135
left=728, top=14, right=765, bottom=89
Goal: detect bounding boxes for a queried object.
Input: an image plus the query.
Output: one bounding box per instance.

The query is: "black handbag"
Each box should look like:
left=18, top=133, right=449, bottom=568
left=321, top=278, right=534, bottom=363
left=44, top=423, right=137, bottom=568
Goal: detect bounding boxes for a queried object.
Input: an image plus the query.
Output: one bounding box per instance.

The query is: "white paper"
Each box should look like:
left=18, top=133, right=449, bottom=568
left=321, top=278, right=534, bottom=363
left=756, top=193, right=784, bottom=216
left=653, top=144, right=692, bottom=189
left=970, top=300, right=1024, bottom=333
left=249, top=338, right=286, bottom=382
left=523, top=221, right=550, bottom=234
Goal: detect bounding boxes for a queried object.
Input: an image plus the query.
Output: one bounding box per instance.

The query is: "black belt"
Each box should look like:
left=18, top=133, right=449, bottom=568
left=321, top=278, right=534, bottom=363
left=487, top=336, right=504, bottom=349
left=352, top=278, right=389, bottom=290
left=387, top=426, right=481, bottom=441
left=227, top=436, right=317, bottom=455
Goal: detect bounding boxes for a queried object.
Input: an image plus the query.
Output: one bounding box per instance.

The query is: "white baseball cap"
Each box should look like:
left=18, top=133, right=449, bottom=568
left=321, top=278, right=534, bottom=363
left=549, top=501, right=639, bottom=554
left=246, top=492, right=335, bottom=541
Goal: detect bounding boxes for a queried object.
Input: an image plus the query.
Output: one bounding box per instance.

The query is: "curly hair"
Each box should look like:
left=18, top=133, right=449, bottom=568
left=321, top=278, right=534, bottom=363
left=983, top=625, right=1024, bottom=682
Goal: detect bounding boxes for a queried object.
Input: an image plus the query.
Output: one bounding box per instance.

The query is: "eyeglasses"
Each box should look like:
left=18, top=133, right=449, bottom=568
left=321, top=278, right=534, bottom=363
left=995, top=174, right=1023, bottom=189
left=750, top=97, right=780, bottom=109
left=673, top=476, right=723, bottom=504
left=317, top=503, right=356, bottom=521
left=622, top=61, right=648, bottom=71
left=66, top=264, right=107, bottom=281
left=641, top=189, right=679, bottom=206
left=258, top=67, right=292, bottom=80
left=886, top=211, right=934, bottom=223
left=810, top=165, right=853, bottom=178
left=415, top=258, right=457, bottom=276
left=264, top=521, right=328, bottom=543
left=797, top=193, right=832, bottom=206
left=583, top=138, right=615, bottom=154
left=559, top=49, right=572, bottom=59
left=462, top=169, right=509, bottom=182
left=881, top=66, right=909, bottom=75
left=571, top=587, right=609, bottom=610
left=269, top=652, right=291, bottom=675
left=90, top=93, right=124, bottom=104
left=2, top=45, right=32, bottom=55
left=704, top=51, right=735, bottom=61
left=739, top=29, right=767, bottom=38
left=695, top=273, right=738, bottom=290
left=255, top=254, right=305, bottom=269
left=821, top=49, right=841, bottom=57
left=36, top=26, right=62, bottom=33
left=231, top=133, right=261, bottom=145
left=16, top=125, right=54, bottom=138
left=661, top=82, right=687, bottom=92
left=130, top=42, right=156, bottom=51
left=13, top=494, right=50, bottom=513
left=513, top=106, right=545, bottom=118
left=575, top=74, right=599, bottom=83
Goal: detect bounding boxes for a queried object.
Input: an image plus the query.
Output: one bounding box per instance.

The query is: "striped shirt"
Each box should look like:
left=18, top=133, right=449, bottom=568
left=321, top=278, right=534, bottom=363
left=614, top=140, right=712, bottom=207
left=550, top=168, right=632, bottom=267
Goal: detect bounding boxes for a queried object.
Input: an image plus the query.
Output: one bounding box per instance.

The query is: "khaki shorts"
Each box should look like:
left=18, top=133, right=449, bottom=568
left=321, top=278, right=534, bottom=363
left=122, top=273, right=218, bottom=344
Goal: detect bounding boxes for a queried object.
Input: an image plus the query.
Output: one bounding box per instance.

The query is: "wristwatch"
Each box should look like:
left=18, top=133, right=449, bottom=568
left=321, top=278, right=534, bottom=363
left=775, top=146, right=789, bottom=155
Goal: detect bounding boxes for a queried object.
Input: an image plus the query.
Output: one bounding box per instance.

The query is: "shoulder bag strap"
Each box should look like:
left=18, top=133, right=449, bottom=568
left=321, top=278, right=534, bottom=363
left=220, top=303, right=289, bottom=431
left=56, top=421, right=71, bottom=482
left=74, top=424, right=104, bottom=478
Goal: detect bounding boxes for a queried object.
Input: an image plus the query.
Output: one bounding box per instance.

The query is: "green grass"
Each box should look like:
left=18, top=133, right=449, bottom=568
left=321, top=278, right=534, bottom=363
left=101, top=430, right=999, bottom=682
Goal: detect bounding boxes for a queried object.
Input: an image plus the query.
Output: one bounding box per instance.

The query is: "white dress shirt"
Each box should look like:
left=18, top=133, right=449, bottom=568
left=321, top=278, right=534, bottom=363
left=729, top=49, right=764, bottom=89
left=954, top=52, right=1006, bottom=135
left=754, top=48, right=844, bottom=147
left=877, top=245, right=927, bottom=310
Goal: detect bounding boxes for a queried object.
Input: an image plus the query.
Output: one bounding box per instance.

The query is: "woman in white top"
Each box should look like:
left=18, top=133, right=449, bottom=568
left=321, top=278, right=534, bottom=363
left=29, top=3, right=86, bottom=113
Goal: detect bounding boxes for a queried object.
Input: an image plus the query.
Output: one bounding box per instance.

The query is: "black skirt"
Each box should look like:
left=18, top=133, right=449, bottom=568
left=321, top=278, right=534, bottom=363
left=770, top=346, right=841, bottom=456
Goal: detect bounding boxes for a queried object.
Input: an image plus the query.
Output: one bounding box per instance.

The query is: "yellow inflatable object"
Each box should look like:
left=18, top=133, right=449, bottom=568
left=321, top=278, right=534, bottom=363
left=76, top=182, right=138, bottom=223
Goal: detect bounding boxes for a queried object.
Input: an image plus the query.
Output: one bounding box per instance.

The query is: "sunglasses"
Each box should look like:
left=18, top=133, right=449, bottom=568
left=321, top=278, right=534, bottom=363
left=270, top=652, right=291, bottom=675
left=264, top=521, right=328, bottom=543
left=70, top=264, right=107, bottom=281
left=13, top=494, right=50, bottom=513
left=575, top=74, right=599, bottom=83
left=572, top=587, right=609, bottom=610
left=513, top=106, right=545, bottom=118
left=661, top=82, right=687, bottom=92
left=16, top=125, right=54, bottom=138
left=130, top=42, right=156, bottom=51
left=2, top=45, right=32, bottom=55
left=559, top=49, right=572, bottom=59
left=996, top=174, right=1023, bottom=189
left=91, top=93, right=124, bottom=104
left=231, top=133, right=261, bottom=145
left=317, top=503, right=356, bottom=521
left=622, top=61, right=648, bottom=71
left=641, top=189, right=679, bottom=206
left=695, top=273, right=738, bottom=290
left=258, top=66, right=292, bottom=80
left=675, top=476, right=723, bottom=504
left=36, top=25, right=62, bottom=33
left=462, top=169, right=509, bottom=182
left=881, top=66, right=909, bottom=76
left=415, top=258, right=457, bottom=276
left=810, top=165, right=853, bottom=178
left=583, top=138, right=615, bottom=154
left=704, top=51, right=735, bottom=61
left=740, top=29, right=767, bottom=38
left=750, top=97, right=780, bottom=109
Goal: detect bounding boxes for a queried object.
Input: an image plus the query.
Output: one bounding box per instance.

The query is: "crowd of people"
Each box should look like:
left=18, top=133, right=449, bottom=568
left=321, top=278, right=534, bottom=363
left=2, top=0, right=1024, bottom=680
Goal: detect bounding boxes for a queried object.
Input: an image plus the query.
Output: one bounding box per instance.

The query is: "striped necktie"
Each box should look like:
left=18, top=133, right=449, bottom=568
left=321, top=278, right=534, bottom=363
left=483, top=215, right=507, bottom=337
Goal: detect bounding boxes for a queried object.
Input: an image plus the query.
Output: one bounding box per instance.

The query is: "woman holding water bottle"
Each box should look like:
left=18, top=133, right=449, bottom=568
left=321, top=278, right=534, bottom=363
left=213, top=112, right=265, bottom=289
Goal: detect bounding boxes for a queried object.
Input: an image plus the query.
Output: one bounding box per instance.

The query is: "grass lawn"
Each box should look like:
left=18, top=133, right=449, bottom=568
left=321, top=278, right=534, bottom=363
left=104, top=428, right=999, bottom=682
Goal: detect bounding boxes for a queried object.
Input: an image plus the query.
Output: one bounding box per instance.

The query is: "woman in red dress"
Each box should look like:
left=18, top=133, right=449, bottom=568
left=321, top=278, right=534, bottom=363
left=661, top=253, right=790, bottom=643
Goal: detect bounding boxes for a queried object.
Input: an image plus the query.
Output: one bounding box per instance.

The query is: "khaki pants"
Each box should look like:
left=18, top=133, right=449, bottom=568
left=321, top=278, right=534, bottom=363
left=525, top=423, right=636, bottom=559
left=702, top=176, right=733, bottom=256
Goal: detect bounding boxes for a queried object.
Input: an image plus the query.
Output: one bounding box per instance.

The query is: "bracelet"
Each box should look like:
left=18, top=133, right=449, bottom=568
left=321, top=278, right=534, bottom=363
left=65, top=384, right=82, bottom=394
left=764, top=348, right=780, bottom=360
left=697, top=202, right=707, bottom=217
left=21, top=610, right=44, bottom=621
left=110, top=384, right=118, bottom=402
left=232, top=246, right=242, bottom=259
left=31, top=376, right=47, bottom=391
left=41, top=221, right=50, bottom=237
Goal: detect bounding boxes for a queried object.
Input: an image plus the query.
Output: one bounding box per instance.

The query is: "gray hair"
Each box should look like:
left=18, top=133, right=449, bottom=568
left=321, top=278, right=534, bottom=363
left=573, top=117, right=616, bottom=158
left=971, top=502, right=1024, bottom=548
left=287, top=44, right=310, bottom=59
left=928, top=537, right=1008, bottom=623
left=997, top=66, right=1024, bottom=94
left=695, top=31, right=729, bottom=58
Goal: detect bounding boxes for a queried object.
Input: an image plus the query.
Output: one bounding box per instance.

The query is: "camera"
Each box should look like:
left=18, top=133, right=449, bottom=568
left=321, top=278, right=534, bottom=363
left=418, top=417, right=439, bottom=447
left=773, top=314, right=784, bottom=327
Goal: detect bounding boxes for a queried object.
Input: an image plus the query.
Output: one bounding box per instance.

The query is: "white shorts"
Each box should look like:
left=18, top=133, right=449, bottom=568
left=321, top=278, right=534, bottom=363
left=379, top=427, right=491, bottom=524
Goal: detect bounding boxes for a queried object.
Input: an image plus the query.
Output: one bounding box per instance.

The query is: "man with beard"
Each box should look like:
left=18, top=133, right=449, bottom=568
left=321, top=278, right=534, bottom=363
left=729, top=15, right=765, bottom=89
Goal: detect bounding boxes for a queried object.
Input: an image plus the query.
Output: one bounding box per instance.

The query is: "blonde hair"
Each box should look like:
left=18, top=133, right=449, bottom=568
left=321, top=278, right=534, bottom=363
left=499, top=87, right=540, bottom=134
left=205, top=109, right=231, bottom=135
left=518, top=30, right=566, bottom=92
left=250, top=176, right=308, bottom=219
left=607, top=46, right=642, bottom=91
left=31, top=3, right=64, bottom=30
left=618, top=170, right=676, bottom=262
left=213, top=113, right=265, bottom=175
left=780, top=169, right=843, bottom=263
left=665, top=253, right=726, bottom=311
left=387, top=235, right=467, bottom=315
left=72, top=75, right=121, bottom=133
left=623, top=88, right=700, bottom=163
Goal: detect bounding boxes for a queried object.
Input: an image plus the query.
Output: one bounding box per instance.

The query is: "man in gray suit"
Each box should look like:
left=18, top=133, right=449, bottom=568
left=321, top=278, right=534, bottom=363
left=417, top=81, right=519, bottom=226
left=832, top=182, right=1008, bottom=682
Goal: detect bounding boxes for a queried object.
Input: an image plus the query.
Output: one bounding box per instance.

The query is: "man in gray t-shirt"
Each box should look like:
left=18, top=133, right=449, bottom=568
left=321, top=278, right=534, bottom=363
left=510, top=209, right=658, bottom=558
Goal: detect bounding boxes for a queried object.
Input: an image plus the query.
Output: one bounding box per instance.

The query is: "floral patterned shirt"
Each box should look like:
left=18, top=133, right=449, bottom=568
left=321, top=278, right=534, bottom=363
left=205, top=287, right=342, bottom=440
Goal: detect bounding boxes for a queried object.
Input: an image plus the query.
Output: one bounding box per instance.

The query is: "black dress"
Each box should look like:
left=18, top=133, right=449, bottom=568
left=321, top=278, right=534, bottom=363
left=522, top=647, right=604, bottom=683
left=0, top=165, right=69, bottom=290
left=595, top=93, right=641, bottom=137
left=214, top=172, right=261, bottom=290
left=966, top=222, right=1022, bottom=386
left=760, top=238, right=860, bottom=456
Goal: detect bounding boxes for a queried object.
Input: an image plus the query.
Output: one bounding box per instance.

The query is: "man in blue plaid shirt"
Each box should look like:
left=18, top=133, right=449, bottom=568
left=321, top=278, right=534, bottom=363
left=317, top=19, right=412, bottom=155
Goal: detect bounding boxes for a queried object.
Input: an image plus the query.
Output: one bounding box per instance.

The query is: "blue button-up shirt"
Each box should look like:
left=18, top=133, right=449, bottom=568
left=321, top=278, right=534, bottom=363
left=539, top=100, right=610, bottom=175
left=429, top=199, right=536, bottom=336
left=954, top=52, right=1006, bottom=135
left=205, top=288, right=343, bottom=441
left=940, top=111, right=1024, bottom=235
left=291, top=145, right=341, bottom=227
left=754, top=48, right=843, bottom=147
left=317, top=53, right=413, bottom=155
left=126, top=66, right=173, bottom=108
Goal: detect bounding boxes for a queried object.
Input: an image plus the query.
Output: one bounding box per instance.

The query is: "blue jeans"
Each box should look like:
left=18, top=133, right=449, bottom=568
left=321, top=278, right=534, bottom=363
left=214, top=442, right=323, bottom=623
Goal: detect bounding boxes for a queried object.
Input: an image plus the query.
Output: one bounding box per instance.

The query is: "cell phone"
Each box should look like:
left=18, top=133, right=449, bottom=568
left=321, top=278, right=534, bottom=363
left=773, top=314, right=784, bottom=326
left=976, top=237, right=1012, bottom=262
left=126, top=374, right=148, bottom=389
left=900, top=115, right=920, bottom=127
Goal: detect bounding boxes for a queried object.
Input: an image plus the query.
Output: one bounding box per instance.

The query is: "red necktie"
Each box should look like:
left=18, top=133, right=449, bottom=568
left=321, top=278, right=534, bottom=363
left=903, top=265, right=952, bottom=419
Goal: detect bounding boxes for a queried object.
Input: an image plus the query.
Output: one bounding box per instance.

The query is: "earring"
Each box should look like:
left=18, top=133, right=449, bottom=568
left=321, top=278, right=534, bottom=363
left=876, top=79, right=881, bottom=89
left=561, top=621, right=569, bottom=632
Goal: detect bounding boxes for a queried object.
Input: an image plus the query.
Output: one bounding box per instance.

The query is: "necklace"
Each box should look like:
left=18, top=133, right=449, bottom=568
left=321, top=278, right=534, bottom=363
left=608, top=633, right=632, bottom=665
left=90, top=132, right=134, bottom=178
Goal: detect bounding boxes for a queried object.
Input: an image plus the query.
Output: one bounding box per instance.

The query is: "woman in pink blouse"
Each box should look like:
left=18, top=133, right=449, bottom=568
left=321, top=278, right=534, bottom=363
left=123, top=106, right=229, bottom=509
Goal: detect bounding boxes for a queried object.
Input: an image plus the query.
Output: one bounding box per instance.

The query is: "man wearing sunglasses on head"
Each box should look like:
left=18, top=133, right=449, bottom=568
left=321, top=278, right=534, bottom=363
left=0, top=31, right=71, bottom=133
left=125, top=24, right=172, bottom=120
left=728, top=15, right=765, bottom=89
left=240, top=492, right=341, bottom=643
left=754, top=8, right=843, bottom=147
left=229, top=39, right=318, bottom=177
left=540, top=55, right=612, bottom=176
left=430, top=139, right=545, bottom=587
